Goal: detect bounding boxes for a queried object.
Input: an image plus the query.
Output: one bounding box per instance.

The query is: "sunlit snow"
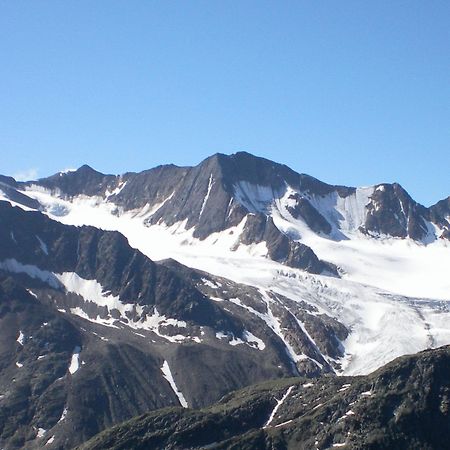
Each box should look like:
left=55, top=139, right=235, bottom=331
left=161, top=360, right=188, bottom=408
left=5, top=184, right=450, bottom=376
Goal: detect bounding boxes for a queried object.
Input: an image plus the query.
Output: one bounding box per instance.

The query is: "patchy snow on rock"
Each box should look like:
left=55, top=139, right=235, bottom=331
left=27, top=289, right=38, bottom=299
left=216, top=329, right=265, bottom=350
left=55, top=272, right=192, bottom=341
left=233, top=181, right=280, bottom=214
left=360, top=390, right=373, bottom=397
left=216, top=331, right=245, bottom=346
left=242, top=330, right=266, bottom=350
left=69, top=346, right=81, bottom=374
left=36, top=235, right=49, bottom=255
left=17, top=331, right=25, bottom=346
left=37, top=428, right=46, bottom=438
left=16, top=184, right=450, bottom=377
left=339, top=384, right=351, bottom=392
left=201, top=278, right=220, bottom=289
left=0, top=259, right=60, bottom=288
left=264, top=385, right=295, bottom=428
left=161, top=360, right=188, bottom=408
left=45, top=436, right=55, bottom=445
left=199, top=174, right=214, bottom=217
left=105, top=181, right=127, bottom=198
left=58, top=407, right=68, bottom=423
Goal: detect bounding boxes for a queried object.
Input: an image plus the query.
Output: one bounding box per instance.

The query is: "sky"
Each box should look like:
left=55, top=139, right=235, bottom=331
left=1, top=1, right=449, bottom=206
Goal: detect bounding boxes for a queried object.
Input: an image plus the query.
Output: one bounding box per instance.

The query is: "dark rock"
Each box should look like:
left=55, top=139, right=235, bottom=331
left=78, top=345, right=450, bottom=450
left=286, top=194, right=332, bottom=235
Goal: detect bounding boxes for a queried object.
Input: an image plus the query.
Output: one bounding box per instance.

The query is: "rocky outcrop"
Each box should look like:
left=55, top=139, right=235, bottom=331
left=362, top=183, right=430, bottom=241
left=0, top=202, right=349, bottom=449
left=239, top=213, right=337, bottom=275
left=429, top=196, right=450, bottom=239
left=79, top=345, right=450, bottom=450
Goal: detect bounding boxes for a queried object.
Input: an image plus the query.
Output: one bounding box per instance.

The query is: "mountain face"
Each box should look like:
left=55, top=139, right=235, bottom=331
left=0, top=202, right=347, bottom=449
left=2, top=152, right=448, bottom=276
left=0, top=151, right=449, bottom=449
left=78, top=345, right=450, bottom=450
left=13, top=152, right=449, bottom=243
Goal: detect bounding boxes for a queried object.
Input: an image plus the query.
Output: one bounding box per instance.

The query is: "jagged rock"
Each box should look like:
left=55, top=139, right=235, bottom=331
left=78, top=345, right=450, bottom=450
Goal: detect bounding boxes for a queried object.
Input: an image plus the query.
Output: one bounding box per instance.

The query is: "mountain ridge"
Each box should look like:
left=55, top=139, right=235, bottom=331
left=78, top=344, right=450, bottom=450
left=0, top=151, right=449, bottom=449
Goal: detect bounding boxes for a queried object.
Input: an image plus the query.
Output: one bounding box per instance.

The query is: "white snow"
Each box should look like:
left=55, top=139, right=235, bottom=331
left=201, top=278, right=220, bottom=289
left=242, top=330, right=266, bottom=350
left=233, top=181, right=280, bottom=213
left=27, top=289, right=38, bottom=298
left=17, top=331, right=25, bottom=346
left=37, top=428, right=46, bottom=438
left=59, top=168, right=76, bottom=174
left=16, top=362, right=23, bottom=368
left=58, top=407, right=68, bottom=423
left=215, top=330, right=265, bottom=350
left=161, top=360, right=188, bottom=408
left=10, top=184, right=450, bottom=376
left=275, top=419, right=293, bottom=427
left=36, top=235, right=49, bottom=255
left=216, top=331, right=245, bottom=346
left=308, top=187, right=374, bottom=232
left=56, top=272, right=191, bottom=341
left=199, top=175, right=214, bottom=217
left=68, top=346, right=81, bottom=374
left=105, top=181, right=127, bottom=198
left=263, top=385, right=294, bottom=428
left=0, top=259, right=60, bottom=288
left=360, top=390, right=373, bottom=397
left=46, top=436, right=55, bottom=445
left=339, top=383, right=351, bottom=392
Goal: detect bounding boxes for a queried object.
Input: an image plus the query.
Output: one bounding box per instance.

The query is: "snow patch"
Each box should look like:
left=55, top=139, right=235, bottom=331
left=68, top=346, right=81, bottom=374
left=199, top=175, right=214, bottom=217
left=58, top=407, right=68, bottom=423
left=17, top=331, right=25, bottom=346
left=36, top=235, right=49, bottom=255
left=0, top=259, right=60, bottom=288
left=161, top=360, right=188, bottom=408
left=201, top=278, right=220, bottom=289
left=264, top=385, right=295, bottom=428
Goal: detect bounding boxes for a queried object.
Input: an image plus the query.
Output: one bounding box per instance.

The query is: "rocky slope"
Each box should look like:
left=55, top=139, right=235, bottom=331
left=0, top=151, right=449, bottom=449
left=79, top=345, right=450, bottom=450
left=0, top=201, right=347, bottom=449
left=2, top=152, right=448, bottom=275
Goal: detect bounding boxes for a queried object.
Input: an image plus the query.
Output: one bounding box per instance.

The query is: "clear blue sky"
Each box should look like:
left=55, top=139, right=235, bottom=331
left=1, top=1, right=449, bottom=206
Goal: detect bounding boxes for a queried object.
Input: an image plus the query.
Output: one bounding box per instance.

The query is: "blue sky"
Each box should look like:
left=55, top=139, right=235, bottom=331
left=1, top=1, right=449, bottom=206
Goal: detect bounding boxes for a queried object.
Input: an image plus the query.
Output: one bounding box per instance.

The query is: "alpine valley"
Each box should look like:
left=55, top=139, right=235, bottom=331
left=0, top=152, right=449, bottom=449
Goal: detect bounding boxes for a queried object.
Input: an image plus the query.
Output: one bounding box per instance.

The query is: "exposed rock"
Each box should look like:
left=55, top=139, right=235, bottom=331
left=78, top=345, right=450, bottom=450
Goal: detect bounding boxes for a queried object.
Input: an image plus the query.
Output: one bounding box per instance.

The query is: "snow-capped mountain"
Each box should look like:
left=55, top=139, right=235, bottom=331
left=0, top=151, right=449, bottom=448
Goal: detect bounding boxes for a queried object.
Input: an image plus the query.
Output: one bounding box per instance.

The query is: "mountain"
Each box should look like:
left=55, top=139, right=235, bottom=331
left=0, top=202, right=347, bottom=449
left=0, top=151, right=449, bottom=448
left=13, top=152, right=450, bottom=242
left=78, top=345, right=450, bottom=450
